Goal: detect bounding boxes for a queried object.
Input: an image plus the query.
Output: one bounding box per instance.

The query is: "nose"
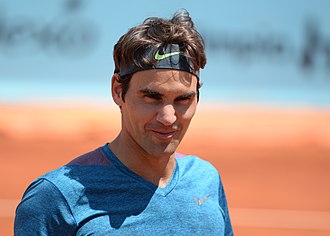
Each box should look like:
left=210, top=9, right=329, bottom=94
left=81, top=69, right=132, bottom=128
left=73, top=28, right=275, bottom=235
left=156, top=104, right=177, bottom=126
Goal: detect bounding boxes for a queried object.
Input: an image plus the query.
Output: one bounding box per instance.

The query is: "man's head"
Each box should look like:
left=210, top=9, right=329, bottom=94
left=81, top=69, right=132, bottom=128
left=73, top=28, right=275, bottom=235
left=111, top=9, right=206, bottom=157
left=113, top=9, right=206, bottom=101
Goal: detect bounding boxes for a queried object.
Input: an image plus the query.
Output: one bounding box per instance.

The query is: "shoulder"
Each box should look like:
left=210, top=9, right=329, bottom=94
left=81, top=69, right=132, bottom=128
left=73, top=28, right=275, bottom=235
left=15, top=146, right=109, bottom=217
left=176, top=152, right=218, bottom=170
left=15, top=178, right=77, bottom=235
left=18, top=167, right=77, bottom=214
left=15, top=145, right=116, bottom=235
left=68, top=146, right=111, bottom=166
left=175, top=153, right=219, bottom=179
left=40, top=145, right=113, bottom=189
left=18, top=177, right=69, bottom=210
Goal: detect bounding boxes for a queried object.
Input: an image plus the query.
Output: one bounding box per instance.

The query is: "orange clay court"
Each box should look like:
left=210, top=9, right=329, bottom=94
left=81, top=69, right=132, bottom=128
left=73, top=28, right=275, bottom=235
left=0, top=104, right=330, bottom=236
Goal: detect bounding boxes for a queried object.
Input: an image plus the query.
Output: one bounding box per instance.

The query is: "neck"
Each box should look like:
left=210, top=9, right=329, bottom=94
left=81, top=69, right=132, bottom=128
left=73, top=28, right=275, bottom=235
left=108, top=133, right=176, bottom=188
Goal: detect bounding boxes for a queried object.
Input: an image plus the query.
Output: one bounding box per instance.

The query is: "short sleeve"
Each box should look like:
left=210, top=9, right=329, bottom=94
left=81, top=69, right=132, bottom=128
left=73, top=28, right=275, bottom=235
left=14, top=178, right=77, bottom=236
left=218, top=174, right=234, bottom=236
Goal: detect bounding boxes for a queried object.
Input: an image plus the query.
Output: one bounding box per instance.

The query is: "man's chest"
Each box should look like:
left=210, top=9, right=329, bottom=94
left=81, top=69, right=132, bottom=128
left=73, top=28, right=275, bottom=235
left=75, top=193, right=225, bottom=236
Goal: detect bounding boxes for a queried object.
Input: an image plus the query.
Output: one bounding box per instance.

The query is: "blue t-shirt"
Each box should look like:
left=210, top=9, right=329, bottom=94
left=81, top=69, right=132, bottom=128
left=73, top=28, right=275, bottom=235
left=15, top=144, right=233, bottom=235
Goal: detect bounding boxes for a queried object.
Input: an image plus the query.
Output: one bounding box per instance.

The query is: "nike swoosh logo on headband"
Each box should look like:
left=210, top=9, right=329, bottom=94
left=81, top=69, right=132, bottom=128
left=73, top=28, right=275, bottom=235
left=154, top=51, right=180, bottom=60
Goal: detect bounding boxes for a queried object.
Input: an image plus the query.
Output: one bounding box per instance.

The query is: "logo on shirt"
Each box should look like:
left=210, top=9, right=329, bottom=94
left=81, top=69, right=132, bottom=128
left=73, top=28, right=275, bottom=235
left=194, top=195, right=209, bottom=206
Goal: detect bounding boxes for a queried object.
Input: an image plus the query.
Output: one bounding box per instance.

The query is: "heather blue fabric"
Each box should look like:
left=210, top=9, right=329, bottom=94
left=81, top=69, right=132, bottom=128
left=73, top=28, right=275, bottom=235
left=15, top=144, right=233, bottom=235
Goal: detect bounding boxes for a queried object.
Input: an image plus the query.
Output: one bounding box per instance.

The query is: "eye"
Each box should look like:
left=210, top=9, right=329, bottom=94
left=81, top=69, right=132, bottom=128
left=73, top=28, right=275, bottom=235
left=140, top=89, right=162, bottom=103
left=175, top=96, right=193, bottom=105
left=145, top=94, right=160, bottom=99
left=144, top=94, right=162, bottom=103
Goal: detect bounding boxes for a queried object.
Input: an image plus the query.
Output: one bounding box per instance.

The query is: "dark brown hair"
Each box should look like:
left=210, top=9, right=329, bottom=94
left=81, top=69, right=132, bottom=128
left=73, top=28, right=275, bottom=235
left=113, top=9, right=207, bottom=101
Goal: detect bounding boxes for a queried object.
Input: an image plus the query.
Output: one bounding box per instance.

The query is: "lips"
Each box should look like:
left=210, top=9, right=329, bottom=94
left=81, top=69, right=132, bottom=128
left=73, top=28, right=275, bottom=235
left=150, top=129, right=177, bottom=139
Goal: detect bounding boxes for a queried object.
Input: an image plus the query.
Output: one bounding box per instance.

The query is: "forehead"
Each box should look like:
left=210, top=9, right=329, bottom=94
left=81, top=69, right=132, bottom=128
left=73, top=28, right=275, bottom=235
left=130, top=69, right=198, bottom=91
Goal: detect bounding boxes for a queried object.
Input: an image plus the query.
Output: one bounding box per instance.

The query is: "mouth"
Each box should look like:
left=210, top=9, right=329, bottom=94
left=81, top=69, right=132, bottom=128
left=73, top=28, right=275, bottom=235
left=151, top=129, right=177, bottom=140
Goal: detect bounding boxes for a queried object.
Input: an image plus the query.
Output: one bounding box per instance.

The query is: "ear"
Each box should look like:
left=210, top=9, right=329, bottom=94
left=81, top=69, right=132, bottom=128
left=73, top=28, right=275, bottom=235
left=111, top=73, right=124, bottom=107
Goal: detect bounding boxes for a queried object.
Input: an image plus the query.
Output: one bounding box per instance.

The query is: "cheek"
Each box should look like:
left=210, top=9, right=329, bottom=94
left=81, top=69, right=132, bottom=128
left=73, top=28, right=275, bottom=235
left=125, top=102, right=156, bottom=125
left=178, top=103, right=197, bottom=122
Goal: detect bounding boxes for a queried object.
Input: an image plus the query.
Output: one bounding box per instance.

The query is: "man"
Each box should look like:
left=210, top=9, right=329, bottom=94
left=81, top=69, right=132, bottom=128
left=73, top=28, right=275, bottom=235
left=15, top=9, right=233, bottom=235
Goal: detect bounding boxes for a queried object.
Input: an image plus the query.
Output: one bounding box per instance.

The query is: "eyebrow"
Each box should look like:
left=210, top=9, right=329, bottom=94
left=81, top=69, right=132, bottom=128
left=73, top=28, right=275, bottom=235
left=175, top=91, right=196, bottom=100
left=139, top=88, right=163, bottom=99
left=139, top=88, right=196, bottom=100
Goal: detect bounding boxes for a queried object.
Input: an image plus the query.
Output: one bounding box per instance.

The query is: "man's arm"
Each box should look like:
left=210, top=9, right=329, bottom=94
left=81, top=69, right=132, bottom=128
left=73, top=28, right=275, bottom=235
left=14, top=178, right=77, bottom=236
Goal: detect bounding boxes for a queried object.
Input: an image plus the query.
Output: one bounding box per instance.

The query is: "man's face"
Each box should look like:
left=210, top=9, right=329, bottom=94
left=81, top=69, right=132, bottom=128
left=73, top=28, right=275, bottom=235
left=113, top=69, right=198, bottom=158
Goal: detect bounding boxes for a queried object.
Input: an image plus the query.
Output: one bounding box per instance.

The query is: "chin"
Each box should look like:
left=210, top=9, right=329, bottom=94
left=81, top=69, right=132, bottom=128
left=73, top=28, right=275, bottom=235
left=157, top=141, right=180, bottom=156
left=144, top=140, right=179, bottom=157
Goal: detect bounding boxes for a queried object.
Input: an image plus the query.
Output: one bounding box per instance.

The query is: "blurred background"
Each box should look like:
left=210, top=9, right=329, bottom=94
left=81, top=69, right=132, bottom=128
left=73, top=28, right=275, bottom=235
left=0, top=0, right=329, bottom=235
